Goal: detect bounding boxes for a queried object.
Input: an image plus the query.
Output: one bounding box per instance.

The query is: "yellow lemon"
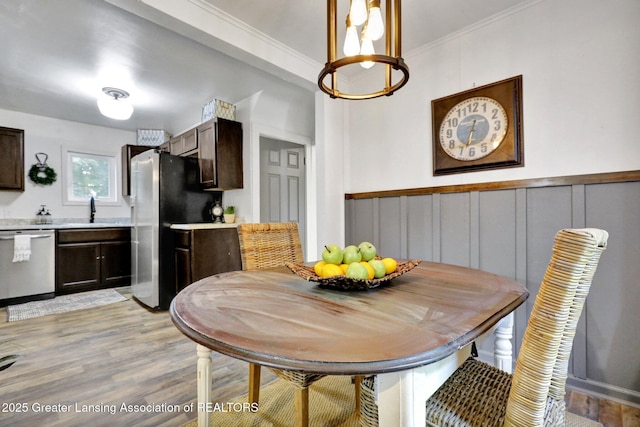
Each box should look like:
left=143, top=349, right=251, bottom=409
left=321, top=263, right=344, bottom=277
left=360, top=261, right=375, bottom=280
left=314, top=260, right=327, bottom=276
left=382, top=257, right=397, bottom=274
left=339, top=263, right=349, bottom=274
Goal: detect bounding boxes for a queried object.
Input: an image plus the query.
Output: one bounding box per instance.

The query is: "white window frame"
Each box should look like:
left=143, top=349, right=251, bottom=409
left=62, top=147, right=120, bottom=206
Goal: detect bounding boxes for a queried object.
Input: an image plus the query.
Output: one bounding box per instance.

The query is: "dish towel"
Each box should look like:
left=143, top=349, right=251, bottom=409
left=12, top=234, right=32, bottom=262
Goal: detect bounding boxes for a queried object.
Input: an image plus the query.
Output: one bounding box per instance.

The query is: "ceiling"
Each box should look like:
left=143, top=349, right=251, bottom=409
left=0, top=0, right=534, bottom=134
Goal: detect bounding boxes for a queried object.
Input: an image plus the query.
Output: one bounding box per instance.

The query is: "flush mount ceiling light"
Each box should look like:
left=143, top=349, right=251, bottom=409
left=97, top=87, right=133, bottom=120
left=318, top=0, right=409, bottom=100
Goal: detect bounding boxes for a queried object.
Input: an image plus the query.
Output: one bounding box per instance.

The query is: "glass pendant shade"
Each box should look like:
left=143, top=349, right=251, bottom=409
left=349, top=0, right=368, bottom=26
left=359, top=31, right=375, bottom=69
left=366, top=1, right=384, bottom=40
left=343, top=17, right=360, bottom=56
left=97, top=87, right=133, bottom=120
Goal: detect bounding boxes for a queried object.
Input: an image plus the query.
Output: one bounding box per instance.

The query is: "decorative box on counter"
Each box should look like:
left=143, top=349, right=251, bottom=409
left=137, top=129, right=171, bottom=146
left=201, top=99, right=236, bottom=122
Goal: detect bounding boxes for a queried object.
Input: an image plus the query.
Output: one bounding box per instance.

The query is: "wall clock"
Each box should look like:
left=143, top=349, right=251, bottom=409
left=432, top=75, right=523, bottom=175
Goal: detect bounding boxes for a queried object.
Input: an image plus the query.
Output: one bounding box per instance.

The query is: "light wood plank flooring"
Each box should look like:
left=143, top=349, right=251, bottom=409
left=0, top=288, right=638, bottom=426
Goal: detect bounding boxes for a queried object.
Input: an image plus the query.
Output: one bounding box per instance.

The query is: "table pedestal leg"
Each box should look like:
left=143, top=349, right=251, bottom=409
left=377, top=349, right=470, bottom=427
left=197, top=344, right=212, bottom=427
left=494, top=313, right=514, bottom=373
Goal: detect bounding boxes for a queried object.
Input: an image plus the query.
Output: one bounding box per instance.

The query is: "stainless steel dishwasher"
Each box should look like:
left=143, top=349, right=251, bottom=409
left=0, top=230, right=55, bottom=306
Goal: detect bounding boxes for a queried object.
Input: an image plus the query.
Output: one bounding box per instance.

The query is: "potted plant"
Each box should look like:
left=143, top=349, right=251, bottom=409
left=224, top=206, right=236, bottom=224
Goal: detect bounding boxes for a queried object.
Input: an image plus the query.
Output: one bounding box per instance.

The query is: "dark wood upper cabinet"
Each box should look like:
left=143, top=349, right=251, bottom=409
left=0, top=126, right=25, bottom=191
left=198, top=118, right=243, bottom=190
left=121, top=144, right=152, bottom=196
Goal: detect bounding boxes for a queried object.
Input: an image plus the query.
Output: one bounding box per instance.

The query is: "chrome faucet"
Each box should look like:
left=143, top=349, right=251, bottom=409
left=90, top=196, right=96, bottom=223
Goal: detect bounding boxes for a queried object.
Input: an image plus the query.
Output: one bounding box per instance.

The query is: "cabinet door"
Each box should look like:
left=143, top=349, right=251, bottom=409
left=197, top=120, right=216, bottom=187
left=170, top=129, right=198, bottom=156
left=0, top=127, right=24, bottom=191
left=56, top=243, right=101, bottom=294
left=101, top=240, right=131, bottom=286
left=216, top=119, right=243, bottom=189
left=191, top=228, right=242, bottom=282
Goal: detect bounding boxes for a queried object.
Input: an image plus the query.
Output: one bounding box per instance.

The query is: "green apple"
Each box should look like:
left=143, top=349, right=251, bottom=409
left=345, top=262, right=369, bottom=280
left=368, top=259, right=386, bottom=278
left=343, top=245, right=362, bottom=264
left=322, top=245, right=343, bottom=265
left=358, top=242, right=377, bottom=261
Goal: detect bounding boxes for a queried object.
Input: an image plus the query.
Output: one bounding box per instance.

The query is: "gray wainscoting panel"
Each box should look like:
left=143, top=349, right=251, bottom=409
left=344, top=179, right=640, bottom=404
left=440, top=192, right=471, bottom=267
left=583, top=182, right=640, bottom=393
left=407, top=195, right=433, bottom=260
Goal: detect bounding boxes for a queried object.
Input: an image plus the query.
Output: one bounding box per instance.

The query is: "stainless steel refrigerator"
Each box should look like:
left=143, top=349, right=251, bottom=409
left=130, top=150, right=217, bottom=310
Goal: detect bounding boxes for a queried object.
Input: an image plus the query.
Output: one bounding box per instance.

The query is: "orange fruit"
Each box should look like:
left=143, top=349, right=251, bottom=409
left=314, top=261, right=327, bottom=276
left=381, top=258, right=397, bottom=274
left=321, top=263, right=344, bottom=277
left=360, top=261, right=375, bottom=280
left=339, top=263, right=349, bottom=274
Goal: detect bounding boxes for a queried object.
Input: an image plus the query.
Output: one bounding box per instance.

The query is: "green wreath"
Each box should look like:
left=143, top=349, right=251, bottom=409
left=29, top=164, right=57, bottom=186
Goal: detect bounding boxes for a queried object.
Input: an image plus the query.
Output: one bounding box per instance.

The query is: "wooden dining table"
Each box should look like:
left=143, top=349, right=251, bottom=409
left=170, top=261, right=528, bottom=427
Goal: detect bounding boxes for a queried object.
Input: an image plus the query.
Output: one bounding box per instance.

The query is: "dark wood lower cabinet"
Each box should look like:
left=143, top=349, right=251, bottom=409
left=173, top=228, right=241, bottom=293
left=56, top=228, right=131, bottom=295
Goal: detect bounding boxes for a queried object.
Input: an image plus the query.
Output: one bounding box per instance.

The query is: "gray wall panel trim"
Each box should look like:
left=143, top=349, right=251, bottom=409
left=515, top=188, right=528, bottom=361
left=432, top=194, right=441, bottom=263
left=470, top=192, right=480, bottom=270
left=571, top=184, right=588, bottom=379
left=400, top=196, right=408, bottom=259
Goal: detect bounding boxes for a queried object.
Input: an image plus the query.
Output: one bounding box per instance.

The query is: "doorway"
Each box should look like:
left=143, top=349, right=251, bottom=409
left=259, top=137, right=307, bottom=253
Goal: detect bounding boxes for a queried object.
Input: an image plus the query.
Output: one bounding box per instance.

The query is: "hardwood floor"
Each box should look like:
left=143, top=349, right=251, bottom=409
left=0, top=288, right=275, bottom=427
left=0, top=288, right=638, bottom=427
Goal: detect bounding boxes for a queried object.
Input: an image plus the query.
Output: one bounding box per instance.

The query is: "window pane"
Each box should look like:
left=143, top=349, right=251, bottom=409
left=71, top=154, right=112, bottom=199
left=63, top=148, right=118, bottom=205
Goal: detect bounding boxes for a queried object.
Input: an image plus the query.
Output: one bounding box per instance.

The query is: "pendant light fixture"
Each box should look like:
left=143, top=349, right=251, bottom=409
left=318, top=0, right=409, bottom=100
left=97, top=87, right=133, bottom=120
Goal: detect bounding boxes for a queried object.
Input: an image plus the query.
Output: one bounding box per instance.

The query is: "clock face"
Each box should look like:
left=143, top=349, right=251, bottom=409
left=212, top=206, right=223, bottom=217
left=439, top=96, right=508, bottom=162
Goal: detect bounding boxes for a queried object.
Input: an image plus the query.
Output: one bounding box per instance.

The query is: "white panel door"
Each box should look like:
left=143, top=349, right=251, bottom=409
left=260, top=138, right=306, bottom=256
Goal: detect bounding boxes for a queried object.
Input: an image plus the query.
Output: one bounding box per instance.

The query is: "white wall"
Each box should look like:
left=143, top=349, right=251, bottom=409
left=342, top=0, right=640, bottom=193
left=0, top=109, right=135, bottom=221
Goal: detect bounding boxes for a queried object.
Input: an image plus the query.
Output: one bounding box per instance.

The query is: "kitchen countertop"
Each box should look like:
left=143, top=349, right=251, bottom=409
left=0, top=221, right=131, bottom=231
left=170, top=223, right=239, bottom=230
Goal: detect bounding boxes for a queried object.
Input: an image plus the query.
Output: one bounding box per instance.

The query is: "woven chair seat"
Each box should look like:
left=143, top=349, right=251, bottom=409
left=271, top=368, right=326, bottom=389
left=424, top=358, right=511, bottom=426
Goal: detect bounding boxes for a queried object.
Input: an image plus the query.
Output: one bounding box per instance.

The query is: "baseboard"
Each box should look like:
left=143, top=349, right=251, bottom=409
left=567, top=376, right=640, bottom=409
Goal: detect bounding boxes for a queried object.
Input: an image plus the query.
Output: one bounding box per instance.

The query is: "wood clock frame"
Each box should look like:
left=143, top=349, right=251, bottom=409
left=432, top=75, right=524, bottom=175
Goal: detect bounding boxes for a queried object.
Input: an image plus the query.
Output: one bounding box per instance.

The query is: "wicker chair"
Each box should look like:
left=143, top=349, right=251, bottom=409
left=359, top=228, right=609, bottom=427
left=237, top=222, right=361, bottom=427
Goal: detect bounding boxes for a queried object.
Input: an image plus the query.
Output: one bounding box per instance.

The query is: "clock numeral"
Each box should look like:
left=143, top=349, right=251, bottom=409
left=493, top=121, right=501, bottom=131
left=448, top=140, right=455, bottom=149
left=446, top=129, right=453, bottom=138
left=446, top=117, right=459, bottom=128
left=491, top=108, right=499, bottom=120
left=481, top=143, right=488, bottom=153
